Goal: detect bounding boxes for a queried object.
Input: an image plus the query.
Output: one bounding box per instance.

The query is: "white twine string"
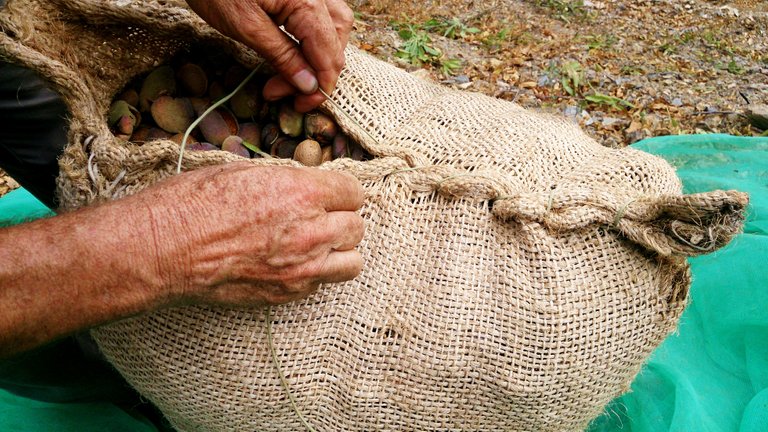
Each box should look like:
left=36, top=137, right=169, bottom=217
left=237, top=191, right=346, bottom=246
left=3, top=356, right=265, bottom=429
left=266, top=306, right=318, bottom=432
left=175, top=64, right=263, bottom=174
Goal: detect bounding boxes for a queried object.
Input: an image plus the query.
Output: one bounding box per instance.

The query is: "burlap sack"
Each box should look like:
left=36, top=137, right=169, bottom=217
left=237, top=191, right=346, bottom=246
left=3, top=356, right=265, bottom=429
left=0, top=1, right=748, bottom=430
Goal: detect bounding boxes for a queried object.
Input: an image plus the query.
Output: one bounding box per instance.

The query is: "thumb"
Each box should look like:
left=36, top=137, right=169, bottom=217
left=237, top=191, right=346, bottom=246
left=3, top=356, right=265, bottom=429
left=247, top=24, right=319, bottom=94
left=187, top=1, right=319, bottom=94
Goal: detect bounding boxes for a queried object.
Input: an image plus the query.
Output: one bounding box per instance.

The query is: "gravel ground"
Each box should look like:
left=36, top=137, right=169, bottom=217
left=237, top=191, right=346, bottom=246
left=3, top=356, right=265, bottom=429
left=350, top=0, right=767, bottom=146
left=1, top=0, right=765, bottom=197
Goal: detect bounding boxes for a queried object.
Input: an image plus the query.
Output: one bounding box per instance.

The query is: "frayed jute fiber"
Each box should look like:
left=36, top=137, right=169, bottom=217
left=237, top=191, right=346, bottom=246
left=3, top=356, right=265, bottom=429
left=0, top=1, right=749, bottom=430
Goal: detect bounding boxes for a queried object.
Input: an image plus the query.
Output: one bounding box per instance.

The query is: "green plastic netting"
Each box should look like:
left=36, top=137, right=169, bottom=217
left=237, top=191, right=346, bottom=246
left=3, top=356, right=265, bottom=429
left=589, top=134, right=768, bottom=432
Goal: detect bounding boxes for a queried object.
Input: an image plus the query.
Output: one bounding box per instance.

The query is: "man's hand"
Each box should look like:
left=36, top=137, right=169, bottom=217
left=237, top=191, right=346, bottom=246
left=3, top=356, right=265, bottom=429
left=147, top=162, right=365, bottom=306
left=0, top=163, right=365, bottom=357
left=185, top=0, right=354, bottom=112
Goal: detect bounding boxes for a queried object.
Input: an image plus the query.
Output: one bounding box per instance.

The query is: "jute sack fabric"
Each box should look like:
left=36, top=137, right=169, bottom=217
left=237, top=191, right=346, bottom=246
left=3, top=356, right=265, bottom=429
left=0, top=1, right=748, bottom=430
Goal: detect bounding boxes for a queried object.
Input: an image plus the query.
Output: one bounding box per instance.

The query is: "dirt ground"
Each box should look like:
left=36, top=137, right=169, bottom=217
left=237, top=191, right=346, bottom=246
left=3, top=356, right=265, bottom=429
left=1, top=0, right=766, bottom=198
left=351, top=0, right=767, bottom=146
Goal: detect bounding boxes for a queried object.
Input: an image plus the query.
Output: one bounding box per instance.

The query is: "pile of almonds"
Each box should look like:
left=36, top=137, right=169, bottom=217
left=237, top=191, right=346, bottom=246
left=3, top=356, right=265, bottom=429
left=108, top=51, right=369, bottom=166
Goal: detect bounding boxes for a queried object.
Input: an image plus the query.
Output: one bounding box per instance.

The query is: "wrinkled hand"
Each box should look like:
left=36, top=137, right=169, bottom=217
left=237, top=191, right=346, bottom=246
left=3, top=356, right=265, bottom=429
left=141, top=162, right=365, bottom=306
left=185, top=0, right=354, bottom=112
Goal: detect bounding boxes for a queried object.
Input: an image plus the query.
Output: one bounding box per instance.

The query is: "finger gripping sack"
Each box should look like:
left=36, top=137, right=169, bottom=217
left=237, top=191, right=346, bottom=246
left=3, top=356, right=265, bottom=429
left=0, top=1, right=748, bottom=430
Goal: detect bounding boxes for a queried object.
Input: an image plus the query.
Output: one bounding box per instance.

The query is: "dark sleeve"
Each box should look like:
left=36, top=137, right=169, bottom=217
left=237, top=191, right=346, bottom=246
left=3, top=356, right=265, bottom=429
left=0, top=61, right=69, bottom=209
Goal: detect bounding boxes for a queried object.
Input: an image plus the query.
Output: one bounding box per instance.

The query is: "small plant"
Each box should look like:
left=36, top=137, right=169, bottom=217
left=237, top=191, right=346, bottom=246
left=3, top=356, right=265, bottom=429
left=482, top=27, right=510, bottom=49
left=391, top=20, right=464, bottom=77
left=584, top=33, right=617, bottom=51
left=423, top=17, right=480, bottom=39
left=701, top=31, right=726, bottom=50
left=535, top=0, right=588, bottom=21
left=726, top=59, right=745, bottom=75
left=678, top=30, right=696, bottom=44
left=620, top=64, right=644, bottom=75
left=483, top=28, right=537, bottom=51
left=658, top=40, right=678, bottom=56
left=560, top=61, right=584, bottom=96
left=393, top=23, right=442, bottom=67
left=440, top=58, right=463, bottom=76
left=583, top=92, right=634, bottom=111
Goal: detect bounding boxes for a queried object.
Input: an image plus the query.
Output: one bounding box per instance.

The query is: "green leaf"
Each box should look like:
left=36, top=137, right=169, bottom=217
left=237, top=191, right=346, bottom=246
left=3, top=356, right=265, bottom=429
left=242, top=140, right=272, bottom=158
left=398, top=28, right=414, bottom=40
left=423, top=18, right=441, bottom=29
left=424, top=45, right=441, bottom=56
left=561, top=77, right=574, bottom=96
left=584, top=92, right=634, bottom=110
left=241, top=139, right=259, bottom=153
left=441, top=58, right=463, bottom=76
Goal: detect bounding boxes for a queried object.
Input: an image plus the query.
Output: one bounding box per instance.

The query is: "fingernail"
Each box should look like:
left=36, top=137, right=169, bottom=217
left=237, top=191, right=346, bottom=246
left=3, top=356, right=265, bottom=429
left=292, top=69, right=318, bottom=94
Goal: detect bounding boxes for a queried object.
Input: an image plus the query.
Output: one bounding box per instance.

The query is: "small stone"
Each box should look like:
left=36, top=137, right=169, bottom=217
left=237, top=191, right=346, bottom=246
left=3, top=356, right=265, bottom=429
left=745, top=104, right=768, bottom=130
left=564, top=106, right=580, bottom=117
left=602, top=117, right=623, bottom=127
left=671, top=97, right=683, bottom=107
left=496, top=80, right=512, bottom=92
left=718, top=5, right=739, bottom=17
left=453, top=75, right=470, bottom=84
left=626, top=128, right=650, bottom=144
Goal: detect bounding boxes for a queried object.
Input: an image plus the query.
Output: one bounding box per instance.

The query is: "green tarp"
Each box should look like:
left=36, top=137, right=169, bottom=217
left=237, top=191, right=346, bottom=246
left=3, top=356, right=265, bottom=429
left=1, top=133, right=766, bottom=431
left=589, top=134, right=768, bottom=432
left=0, top=187, right=53, bottom=227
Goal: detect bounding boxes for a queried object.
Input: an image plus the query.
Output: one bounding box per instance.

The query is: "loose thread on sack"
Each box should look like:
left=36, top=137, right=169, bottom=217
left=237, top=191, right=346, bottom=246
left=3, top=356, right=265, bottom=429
left=104, top=169, right=127, bottom=196
left=259, top=81, right=386, bottom=432
left=82, top=135, right=95, bottom=153
left=670, top=222, right=718, bottom=251
left=266, top=306, right=317, bottom=432
left=87, top=152, right=98, bottom=184
left=177, top=64, right=317, bottom=430
left=83, top=135, right=126, bottom=195
left=613, top=196, right=642, bottom=228
left=383, top=165, right=429, bottom=180
left=175, top=63, right=264, bottom=174
left=260, top=85, right=382, bottom=432
left=547, top=191, right=555, bottom=212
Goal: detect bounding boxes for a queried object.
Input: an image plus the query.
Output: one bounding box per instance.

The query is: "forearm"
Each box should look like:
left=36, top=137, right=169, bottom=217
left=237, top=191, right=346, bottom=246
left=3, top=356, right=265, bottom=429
left=0, top=199, right=168, bottom=358
left=0, top=162, right=365, bottom=358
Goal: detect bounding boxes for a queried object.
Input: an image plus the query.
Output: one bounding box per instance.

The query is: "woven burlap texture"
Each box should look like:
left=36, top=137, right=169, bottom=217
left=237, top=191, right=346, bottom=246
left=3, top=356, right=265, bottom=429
left=0, top=0, right=748, bottom=430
